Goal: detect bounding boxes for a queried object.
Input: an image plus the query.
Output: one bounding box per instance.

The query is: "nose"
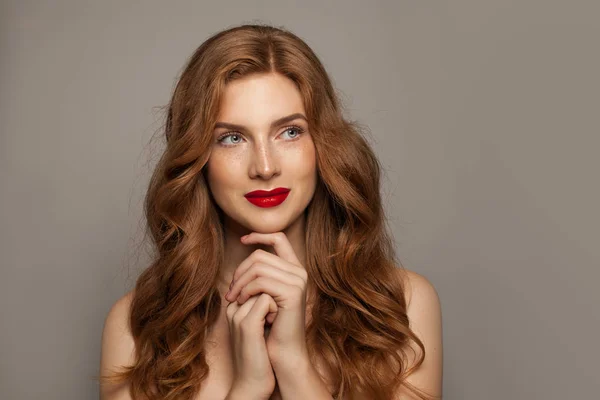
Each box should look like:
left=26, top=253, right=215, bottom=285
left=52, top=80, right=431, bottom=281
left=249, top=139, right=280, bottom=180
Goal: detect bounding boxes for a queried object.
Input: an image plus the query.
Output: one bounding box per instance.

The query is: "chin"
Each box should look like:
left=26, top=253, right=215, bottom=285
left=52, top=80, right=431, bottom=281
left=242, top=219, right=292, bottom=234
left=240, top=207, right=307, bottom=234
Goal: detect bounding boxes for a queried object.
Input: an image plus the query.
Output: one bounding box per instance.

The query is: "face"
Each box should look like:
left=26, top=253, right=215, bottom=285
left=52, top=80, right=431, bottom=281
left=205, top=72, right=318, bottom=235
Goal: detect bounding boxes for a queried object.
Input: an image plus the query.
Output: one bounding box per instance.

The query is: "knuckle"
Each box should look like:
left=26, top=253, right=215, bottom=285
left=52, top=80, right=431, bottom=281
left=250, top=262, right=266, bottom=275
left=258, top=292, right=271, bottom=303
left=246, top=262, right=257, bottom=274
left=252, top=249, right=268, bottom=259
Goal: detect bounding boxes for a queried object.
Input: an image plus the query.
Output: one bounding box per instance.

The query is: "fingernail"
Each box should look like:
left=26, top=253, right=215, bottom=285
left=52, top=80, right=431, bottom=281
left=225, top=289, right=231, bottom=298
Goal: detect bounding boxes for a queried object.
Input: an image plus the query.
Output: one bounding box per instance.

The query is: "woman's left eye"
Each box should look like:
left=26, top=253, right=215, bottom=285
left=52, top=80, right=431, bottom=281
left=281, top=126, right=304, bottom=139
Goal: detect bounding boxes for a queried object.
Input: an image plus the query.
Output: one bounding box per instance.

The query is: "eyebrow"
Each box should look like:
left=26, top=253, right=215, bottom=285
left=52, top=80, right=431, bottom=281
left=214, top=113, right=308, bottom=131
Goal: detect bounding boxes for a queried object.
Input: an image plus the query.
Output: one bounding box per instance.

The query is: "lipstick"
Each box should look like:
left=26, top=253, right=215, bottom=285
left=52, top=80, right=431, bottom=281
left=244, top=187, right=291, bottom=208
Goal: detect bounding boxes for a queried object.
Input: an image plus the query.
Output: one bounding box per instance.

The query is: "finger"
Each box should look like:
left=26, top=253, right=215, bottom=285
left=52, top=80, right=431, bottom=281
left=231, top=249, right=305, bottom=287
left=245, top=293, right=278, bottom=326
left=266, top=311, right=277, bottom=324
left=230, top=294, right=277, bottom=340
left=235, top=276, right=304, bottom=306
left=227, top=262, right=304, bottom=302
left=241, top=232, right=301, bottom=266
left=227, top=294, right=259, bottom=329
left=226, top=298, right=239, bottom=320
left=226, top=291, right=251, bottom=319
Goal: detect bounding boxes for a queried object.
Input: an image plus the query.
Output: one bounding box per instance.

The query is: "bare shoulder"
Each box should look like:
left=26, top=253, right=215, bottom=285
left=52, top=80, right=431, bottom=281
left=99, top=290, right=136, bottom=399
left=400, top=269, right=440, bottom=311
left=396, top=269, right=443, bottom=399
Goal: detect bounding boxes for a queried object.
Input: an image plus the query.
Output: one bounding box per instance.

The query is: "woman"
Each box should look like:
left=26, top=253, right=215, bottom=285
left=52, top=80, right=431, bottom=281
left=99, top=24, right=442, bottom=400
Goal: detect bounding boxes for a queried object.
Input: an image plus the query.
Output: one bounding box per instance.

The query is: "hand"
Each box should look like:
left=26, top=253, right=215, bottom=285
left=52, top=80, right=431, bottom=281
left=225, top=232, right=309, bottom=367
left=226, top=293, right=278, bottom=399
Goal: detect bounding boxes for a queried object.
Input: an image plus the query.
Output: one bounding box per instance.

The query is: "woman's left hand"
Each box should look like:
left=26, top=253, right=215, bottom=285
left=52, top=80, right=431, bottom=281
left=225, top=231, right=309, bottom=368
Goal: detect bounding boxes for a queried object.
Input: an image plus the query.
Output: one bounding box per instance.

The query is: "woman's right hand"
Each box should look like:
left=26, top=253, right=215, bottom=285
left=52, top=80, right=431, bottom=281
left=226, top=292, right=279, bottom=400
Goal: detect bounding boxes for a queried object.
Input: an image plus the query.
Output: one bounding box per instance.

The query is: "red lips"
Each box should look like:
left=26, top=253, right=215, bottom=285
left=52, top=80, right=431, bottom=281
left=244, top=187, right=290, bottom=198
left=244, top=187, right=291, bottom=208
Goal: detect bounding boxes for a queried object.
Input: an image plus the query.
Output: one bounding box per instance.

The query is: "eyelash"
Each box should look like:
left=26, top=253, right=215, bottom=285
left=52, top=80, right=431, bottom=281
left=216, top=125, right=305, bottom=147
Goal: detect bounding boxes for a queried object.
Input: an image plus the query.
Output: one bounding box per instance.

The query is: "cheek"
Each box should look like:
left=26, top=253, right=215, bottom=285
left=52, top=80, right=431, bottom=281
left=294, top=144, right=317, bottom=177
left=206, top=156, right=239, bottom=191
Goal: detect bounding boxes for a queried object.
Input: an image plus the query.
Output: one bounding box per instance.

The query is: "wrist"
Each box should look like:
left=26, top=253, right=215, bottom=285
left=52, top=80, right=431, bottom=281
left=226, top=384, right=271, bottom=400
left=273, top=356, right=332, bottom=398
left=271, top=346, right=309, bottom=371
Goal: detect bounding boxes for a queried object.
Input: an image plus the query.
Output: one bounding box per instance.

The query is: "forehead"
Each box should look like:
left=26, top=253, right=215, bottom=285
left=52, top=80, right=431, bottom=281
left=216, top=73, right=306, bottom=126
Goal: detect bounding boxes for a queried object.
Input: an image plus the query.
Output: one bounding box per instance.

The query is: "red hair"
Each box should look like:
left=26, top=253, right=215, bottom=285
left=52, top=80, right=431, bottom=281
left=99, top=23, right=431, bottom=400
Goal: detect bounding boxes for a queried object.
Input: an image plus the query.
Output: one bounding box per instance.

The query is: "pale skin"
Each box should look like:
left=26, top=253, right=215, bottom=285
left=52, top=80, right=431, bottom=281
left=99, top=72, right=443, bottom=399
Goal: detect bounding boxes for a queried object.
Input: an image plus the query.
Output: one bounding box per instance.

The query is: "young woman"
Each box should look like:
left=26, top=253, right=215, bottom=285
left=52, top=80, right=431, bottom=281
left=99, top=24, right=442, bottom=400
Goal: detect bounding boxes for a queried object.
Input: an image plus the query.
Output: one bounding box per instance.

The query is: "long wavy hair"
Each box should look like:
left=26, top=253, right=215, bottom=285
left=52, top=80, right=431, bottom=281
left=100, top=23, right=431, bottom=400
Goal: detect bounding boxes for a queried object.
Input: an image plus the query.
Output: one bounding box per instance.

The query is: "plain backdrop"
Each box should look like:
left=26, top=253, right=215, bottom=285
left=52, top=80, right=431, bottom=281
left=1, top=1, right=598, bottom=399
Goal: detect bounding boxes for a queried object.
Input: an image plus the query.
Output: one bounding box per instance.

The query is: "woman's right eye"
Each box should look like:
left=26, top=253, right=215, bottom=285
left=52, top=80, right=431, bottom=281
left=217, top=133, right=243, bottom=146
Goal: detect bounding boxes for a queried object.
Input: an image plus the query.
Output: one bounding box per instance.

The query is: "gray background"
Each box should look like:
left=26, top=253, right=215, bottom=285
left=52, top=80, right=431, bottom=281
left=1, top=1, right=598, bottom=399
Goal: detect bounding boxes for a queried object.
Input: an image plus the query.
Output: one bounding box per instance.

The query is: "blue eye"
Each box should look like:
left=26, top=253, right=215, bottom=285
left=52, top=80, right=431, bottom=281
left=281, top=126, right=303, bottom=139
left=216, top=125, right=305, bottom=147
left=218, top=133, right=242, bottom=145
